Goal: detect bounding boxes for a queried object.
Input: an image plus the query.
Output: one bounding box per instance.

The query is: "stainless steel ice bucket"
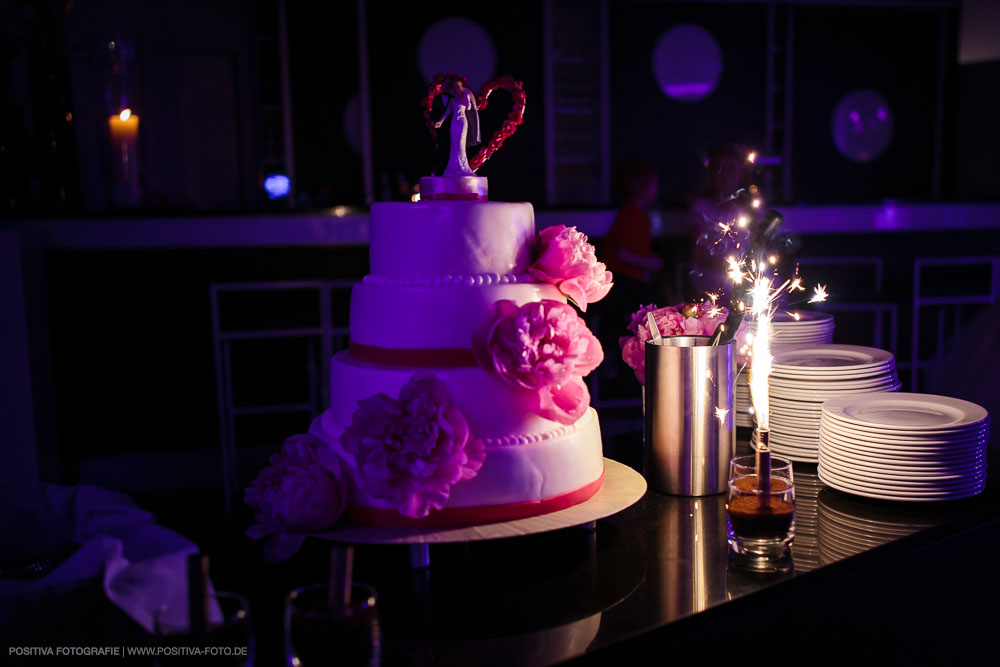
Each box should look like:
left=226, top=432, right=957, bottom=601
left=643, top=336, right=735, bottom=496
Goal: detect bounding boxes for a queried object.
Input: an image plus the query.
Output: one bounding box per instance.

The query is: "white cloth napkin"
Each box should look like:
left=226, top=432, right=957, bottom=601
left=0, top=483, right=218, bottom=632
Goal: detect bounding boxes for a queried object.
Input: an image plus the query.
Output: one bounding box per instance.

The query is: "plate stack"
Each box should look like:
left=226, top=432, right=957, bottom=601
left=791, top=467, right=822, bottom=571
left=766, top=345, right=900, bottom=462
left=818, top=489, right=937, bottom=565
left=818, top=393, right=989, bottom=502
left=736, top=311, right=835, bottom=429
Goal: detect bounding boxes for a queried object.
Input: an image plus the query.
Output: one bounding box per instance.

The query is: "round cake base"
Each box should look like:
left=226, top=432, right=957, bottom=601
left=312, top=458, right=646, bottom=545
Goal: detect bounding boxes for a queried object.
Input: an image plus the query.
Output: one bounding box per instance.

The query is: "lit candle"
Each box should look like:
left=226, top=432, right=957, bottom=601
left=108, top=108, right=139, bottom=184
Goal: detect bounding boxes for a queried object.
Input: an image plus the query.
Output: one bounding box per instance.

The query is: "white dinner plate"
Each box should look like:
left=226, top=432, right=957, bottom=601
left=818, top=464, right=985, bottom=493
left=817, top=438, right=987, bottom=469
left=818, top=426, right=989, bottom=454
left=819, top=412, right=989, bottom=440
left=818, top=452, right=986, bottom=483
left=769, top=382, right=901, bottom=402
left=769, top=373, right=900, bottom=390
left=817, top=468, right=986, bottom=501
left=819, top=420, right=989, bottom=450
left=772, top=345, right=894, bottom=371
left=821, top=393, right=989, bottom=432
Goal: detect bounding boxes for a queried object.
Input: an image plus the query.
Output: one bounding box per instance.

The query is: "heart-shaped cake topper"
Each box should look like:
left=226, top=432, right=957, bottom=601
left=422, top=73, right=526, bottom=172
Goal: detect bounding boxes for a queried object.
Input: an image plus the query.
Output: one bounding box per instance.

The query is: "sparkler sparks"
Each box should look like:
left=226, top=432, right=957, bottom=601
left=748, top=275, right=774, bottom=434
left=809, top=284, right=829, bottom=303
left=726, top=256, right=746, bottom=284
left=715, top=407, right=729, bottom=424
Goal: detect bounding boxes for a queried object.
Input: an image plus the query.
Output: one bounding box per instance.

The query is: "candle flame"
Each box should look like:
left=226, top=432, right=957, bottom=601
left=119, top=108, right=132, bottom=121
left=809, top=284, right=829, bottom=303
left=747, top=152, right=756, bottom=163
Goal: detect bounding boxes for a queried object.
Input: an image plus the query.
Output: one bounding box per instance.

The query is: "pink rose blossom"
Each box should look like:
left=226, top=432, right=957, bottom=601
left=528, top=225, right=613, bottom=312
left=245, top=431, right=350, bottom=561
left=340, top=373, right=484, bottom=519
left=472, top=299, right=603, bottom=424
left=619, top=304, right=729, bottom=383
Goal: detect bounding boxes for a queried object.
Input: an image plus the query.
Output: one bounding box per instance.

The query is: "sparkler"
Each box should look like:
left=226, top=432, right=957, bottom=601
left=809, top=284, right=829, bottom=303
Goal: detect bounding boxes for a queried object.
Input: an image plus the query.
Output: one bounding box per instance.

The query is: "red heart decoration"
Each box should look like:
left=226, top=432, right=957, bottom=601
left=422, top=73, right=526, bottom=172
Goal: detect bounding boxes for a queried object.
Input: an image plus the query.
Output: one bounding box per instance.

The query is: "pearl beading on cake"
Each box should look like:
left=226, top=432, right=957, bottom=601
left=480, top=421, right=578, bottom=447
left=362, top=273, right=534, bottom=287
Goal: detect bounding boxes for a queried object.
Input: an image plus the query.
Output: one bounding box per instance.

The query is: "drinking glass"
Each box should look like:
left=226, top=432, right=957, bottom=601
left=727, top=456, right=795, bottom=561
left=285, top=583, right=380, bottom=667
left=729, top=454, right=794, bottom=491
left=153, top=592, right=253, bottom=666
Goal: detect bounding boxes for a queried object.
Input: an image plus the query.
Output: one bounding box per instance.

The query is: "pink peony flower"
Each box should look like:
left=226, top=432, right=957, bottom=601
left=472, top=299, right=604, bottom=424
left=245, top=432, right=350, bottom=561
left=619, top=304, right=728, bottom=383
left=528, top=225, right=613, bottom=312
left=340, top=373, right=485, bottom=519
left=627, top=303, right=660, bottom=335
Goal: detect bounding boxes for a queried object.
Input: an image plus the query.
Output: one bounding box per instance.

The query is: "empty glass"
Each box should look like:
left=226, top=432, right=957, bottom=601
left=153, top=592, right=253, bottom=666
left=285, top=583, right=380, bottom=667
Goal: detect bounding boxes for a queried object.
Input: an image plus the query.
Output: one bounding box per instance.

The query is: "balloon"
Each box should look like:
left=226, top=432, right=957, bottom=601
left=831, top=90, right=893, bottom=163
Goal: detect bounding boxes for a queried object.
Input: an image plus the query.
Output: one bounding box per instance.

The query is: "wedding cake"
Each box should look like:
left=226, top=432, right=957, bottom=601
left=246, top=74, right=612, bottom=550
left=309, top=195, right=611, bottom=526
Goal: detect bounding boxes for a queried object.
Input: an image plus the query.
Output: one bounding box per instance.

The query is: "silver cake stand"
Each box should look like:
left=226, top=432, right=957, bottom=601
left=312, top=458, right=647, bottom=567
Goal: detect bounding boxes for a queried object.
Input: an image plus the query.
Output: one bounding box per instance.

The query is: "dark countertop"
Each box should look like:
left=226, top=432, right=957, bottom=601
left=3, top=436, right=998, bottom=666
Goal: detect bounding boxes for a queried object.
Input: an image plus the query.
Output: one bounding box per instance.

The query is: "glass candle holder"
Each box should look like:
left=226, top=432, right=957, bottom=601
left=727, top=457, right=795, bottom=560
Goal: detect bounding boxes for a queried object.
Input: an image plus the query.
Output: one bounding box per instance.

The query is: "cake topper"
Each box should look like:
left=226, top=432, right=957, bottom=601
left=421, top=73, right=526, bottom=200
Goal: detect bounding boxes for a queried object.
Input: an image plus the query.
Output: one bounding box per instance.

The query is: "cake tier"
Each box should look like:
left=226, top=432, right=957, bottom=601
left=350, top=277, right=565, bottom=350
left=311, top=406, right=604, bottom=525
left=331, top=351, right=574, bottom=442
left=370, top=201, right=535, bottom=278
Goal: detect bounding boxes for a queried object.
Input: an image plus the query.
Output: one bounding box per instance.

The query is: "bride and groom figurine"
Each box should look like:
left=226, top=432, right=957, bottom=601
left=433, top=77, right=481, bottom=177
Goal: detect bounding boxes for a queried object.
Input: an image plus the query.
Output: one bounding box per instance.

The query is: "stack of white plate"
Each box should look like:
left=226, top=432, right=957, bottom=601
left=766, top=345, right=900, bottom=463
left=735, top=312, right=835, bottom=429
left=818, top=393, right=989, bottom=502
left=765, top=310, right=835, bottom=347
left=818, top=489, right=937, bottom=565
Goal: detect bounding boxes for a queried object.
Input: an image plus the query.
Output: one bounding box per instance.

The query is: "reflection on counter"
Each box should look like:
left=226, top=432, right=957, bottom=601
left=817, top=488, right=941, bottom=565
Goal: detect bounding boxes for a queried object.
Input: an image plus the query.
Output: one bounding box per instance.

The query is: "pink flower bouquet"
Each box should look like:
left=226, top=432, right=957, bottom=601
left=340, top=373, right=484, bottom=519
left=245, top=431, right=350, bottom=562
left=473, top=299, right=603, bottom=424
left=529, top=225, right=613, bottom=312
left=619, top=303, right=728, bottom=383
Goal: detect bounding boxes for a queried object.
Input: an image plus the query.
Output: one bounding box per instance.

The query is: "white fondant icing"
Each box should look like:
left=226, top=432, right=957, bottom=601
left=369, top=201, right=536, bottom=278
left=361, top=272, right=533, bottom=287
left=312, top=407, right=604, bottom=509
left=350, top=281, right=566, bottom=349
left=330, top=351, right=563, bottom=440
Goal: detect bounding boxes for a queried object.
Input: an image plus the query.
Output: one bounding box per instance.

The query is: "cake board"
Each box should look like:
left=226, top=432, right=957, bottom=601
left=313, top=458, right=646, bottom=566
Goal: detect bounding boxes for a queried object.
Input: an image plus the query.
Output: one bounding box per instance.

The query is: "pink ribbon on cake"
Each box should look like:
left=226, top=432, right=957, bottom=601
left=349, top=342, right=478, bottom=367
left=345, top=470, right=605, bottom=528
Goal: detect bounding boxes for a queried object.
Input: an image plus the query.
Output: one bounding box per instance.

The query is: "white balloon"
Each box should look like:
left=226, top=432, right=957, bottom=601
left=418, top=18, right=496, bottom=88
